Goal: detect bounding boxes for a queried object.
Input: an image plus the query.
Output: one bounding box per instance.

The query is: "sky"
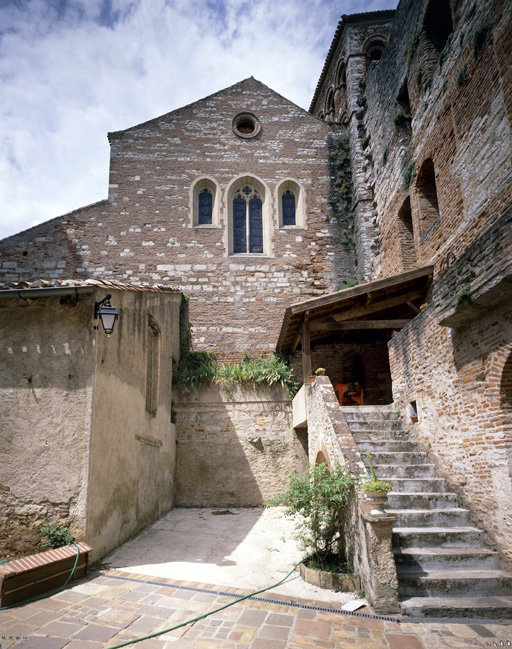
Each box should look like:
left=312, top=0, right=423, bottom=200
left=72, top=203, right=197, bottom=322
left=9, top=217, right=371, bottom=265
left=0, top=0, right=397, bottom=240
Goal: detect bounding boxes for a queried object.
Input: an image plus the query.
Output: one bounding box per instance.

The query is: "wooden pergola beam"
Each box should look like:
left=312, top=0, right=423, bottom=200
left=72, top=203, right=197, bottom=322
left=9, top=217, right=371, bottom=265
left=329, top=289, right=424, bottom=323
left=311, top=319, right=411, bottom=333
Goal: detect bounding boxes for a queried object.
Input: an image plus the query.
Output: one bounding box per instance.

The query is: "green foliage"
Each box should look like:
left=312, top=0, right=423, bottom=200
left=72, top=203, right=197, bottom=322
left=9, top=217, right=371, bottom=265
left=424, top=74, right=434, bottom=92
left=327, top=131, right=355, bottom=248
left=407, top=31, right=421, bottom=62
left=360, top=452, right=392, bottom=492
left=358, top=75, right=366, bottom=94
left=457, top=65, right=468, bottom=87
left=0, top=558, right=7, bottom=566
left=41, top=522, right=75, bottom=549
left=315, top=367, right=326, bottom=375
left=382, top=145, right=389, bottom=166
left=175, top=351, right=301, bottom=398
left=415, top=67, right=423, bottom=89
left=423, top=101, right=429, bottom=111
left=474, top=21, right=493, bottom=57
left=392, top=106, right=411, bottom=128
left=270, top=463, right=355, bottom=570
left=337, top=278, right=358, bottom=290
left=455, top=284, right=471, bottom=309
left=403, top=162, right=416, bottom=189
left=360, top=134, right=370, bottom=150
left=439, top=33, right=453, bottom=68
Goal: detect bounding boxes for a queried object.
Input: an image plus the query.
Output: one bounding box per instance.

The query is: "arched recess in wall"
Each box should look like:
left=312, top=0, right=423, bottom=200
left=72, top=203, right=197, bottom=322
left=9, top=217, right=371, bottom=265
left=191, top=176, right=221, bottom=227
left=276, top=179, right=306, bottom=229
left=315, top=450, right=328, bottom=465
left=363, top=35, right=387, bottom=71
left=397, top=196, right=417, bottom=270
left=420, top=0, right=454, bottom=75
left=325, top=87, right=335, bottom=123
left=225, top=175, right=271, bottom=256
left=500, top=351, right=512, bottom=474
left=334, top=60, right=347, bottom=122
left=415, top=158, right=440, bottom=236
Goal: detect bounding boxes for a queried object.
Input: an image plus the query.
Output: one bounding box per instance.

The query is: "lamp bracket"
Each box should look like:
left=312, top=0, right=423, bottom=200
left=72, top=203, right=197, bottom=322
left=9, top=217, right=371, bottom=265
left=94, top=294, right=112, bottom=319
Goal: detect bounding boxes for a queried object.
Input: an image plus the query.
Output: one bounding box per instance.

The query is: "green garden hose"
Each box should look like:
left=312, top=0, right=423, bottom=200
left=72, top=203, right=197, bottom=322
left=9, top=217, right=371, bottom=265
left=0, top=541, right=80, bottom=610
left=106, top=560, right=303, bottom=649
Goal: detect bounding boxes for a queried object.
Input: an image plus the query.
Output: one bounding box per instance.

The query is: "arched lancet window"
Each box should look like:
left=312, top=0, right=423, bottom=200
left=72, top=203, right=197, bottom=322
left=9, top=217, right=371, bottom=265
left=233, top=186, right=263, bottom=253
left=191, top=176, right=219, bottom=227
left=198, top=188, right=213, bottom=225
left=277, top=179, right=305, bottom=229
left=282, top=189, right=296, bottom=226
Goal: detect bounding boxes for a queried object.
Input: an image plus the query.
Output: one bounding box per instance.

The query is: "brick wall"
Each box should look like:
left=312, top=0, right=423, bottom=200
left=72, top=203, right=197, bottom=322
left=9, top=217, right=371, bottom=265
left=0, top=78, right=354, bottom=358
left=388, top=304, right=512, bottom=562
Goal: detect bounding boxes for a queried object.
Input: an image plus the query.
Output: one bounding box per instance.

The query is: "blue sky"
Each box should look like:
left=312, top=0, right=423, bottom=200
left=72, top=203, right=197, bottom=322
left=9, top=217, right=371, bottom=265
left=0, top=0, right=397, bottom=239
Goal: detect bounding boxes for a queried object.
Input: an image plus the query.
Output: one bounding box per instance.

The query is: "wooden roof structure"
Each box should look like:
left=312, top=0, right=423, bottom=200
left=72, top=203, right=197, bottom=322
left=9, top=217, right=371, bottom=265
left=276, top=266, right=434, bottom=380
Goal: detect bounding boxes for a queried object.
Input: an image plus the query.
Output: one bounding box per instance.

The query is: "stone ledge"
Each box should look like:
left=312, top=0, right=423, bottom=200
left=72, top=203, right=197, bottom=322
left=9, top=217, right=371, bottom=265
left=0, top=542, right=92, bottom=607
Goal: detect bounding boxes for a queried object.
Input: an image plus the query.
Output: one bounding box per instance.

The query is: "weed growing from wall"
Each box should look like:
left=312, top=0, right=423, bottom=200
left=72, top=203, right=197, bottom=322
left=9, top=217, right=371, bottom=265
left=382, top=145, right=389, bottom=166
left=175, top=351, right=301, bottom=398
left=457, top=65, right=468, bottom=87
left=403, top=162, right=416, bottom=189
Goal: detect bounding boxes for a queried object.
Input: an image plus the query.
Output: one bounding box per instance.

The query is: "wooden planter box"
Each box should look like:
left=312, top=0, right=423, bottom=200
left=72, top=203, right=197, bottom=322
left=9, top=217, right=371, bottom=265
left=299, top=562, right=360, bottom=592
left=0, top=542, right=92, bottom=607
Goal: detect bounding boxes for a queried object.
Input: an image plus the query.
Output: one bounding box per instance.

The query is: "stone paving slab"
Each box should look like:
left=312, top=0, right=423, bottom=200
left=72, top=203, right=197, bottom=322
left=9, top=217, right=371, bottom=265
left=0, top=570, right=512, bottom=648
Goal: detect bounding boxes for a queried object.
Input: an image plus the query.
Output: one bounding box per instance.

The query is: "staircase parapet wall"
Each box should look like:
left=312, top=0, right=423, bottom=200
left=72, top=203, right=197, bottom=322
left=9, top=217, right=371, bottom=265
left=307, top=376, right=400, bottom=614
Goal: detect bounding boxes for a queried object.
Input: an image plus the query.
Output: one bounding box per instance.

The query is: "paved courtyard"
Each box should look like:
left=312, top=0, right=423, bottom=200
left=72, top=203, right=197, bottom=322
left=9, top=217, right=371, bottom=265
left=1, top=508, right=511, bottom=648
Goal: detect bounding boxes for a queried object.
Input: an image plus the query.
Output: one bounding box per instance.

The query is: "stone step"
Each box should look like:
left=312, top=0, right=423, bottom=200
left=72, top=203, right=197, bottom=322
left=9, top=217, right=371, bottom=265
left=387, top=492, right=458, bottom=509
left=372, top=463, right=437, bottom=479
left=351, top=430, right=410, bottom=441
left=357, top=440, right=418, bottom=453
left=393, top=526, right=485, bottom=549
left=388, top=478, right=448, bottom=493
left=343, top=412, right=399, bottom=422
left=400, top=595, right=512, bottom=618
left=345, top=420, right=404, bottom=432
left=363, top=451, right=428, bottom=465
left=387, top=508, right=472, bottom=527
left=397, top=569, right=512, bottom=597
left=393, top=547, right=501, bottom=571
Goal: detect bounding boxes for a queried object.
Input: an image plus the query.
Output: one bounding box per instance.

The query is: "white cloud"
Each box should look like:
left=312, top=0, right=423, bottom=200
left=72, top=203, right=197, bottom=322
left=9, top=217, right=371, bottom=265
left=0, top=0, right=396, bottom=239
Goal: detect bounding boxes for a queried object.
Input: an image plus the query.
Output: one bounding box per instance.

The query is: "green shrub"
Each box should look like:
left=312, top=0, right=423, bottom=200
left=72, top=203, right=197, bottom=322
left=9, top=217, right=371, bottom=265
left=360, top=452, right=392, bottom=492
left=424, top=74, right=434, bottom=92
left=269, top=463, right=355, bottom=571
left=41, top=522, right=75, bottom=549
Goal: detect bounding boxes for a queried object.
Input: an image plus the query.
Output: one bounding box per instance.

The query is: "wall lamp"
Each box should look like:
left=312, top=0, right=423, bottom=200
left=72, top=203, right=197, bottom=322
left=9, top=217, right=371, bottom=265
left=94, top=294, right=119, bottom=337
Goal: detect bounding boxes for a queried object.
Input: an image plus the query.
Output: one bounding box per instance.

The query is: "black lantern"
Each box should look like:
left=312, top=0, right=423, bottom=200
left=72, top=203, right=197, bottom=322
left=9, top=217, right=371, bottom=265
left=94, top=294, right=118, bottom=337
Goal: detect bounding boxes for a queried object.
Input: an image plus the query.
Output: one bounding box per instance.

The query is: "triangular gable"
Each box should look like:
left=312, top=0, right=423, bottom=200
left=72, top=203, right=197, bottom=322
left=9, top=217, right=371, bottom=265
left=108, top=77, right=330, bottom=139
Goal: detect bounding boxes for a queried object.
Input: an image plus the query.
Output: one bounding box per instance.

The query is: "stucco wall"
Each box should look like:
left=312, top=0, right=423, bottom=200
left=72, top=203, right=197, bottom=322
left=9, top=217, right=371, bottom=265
left=86, top=288, right=181, bottom=560
left=174, top=384, right=307, bottom=506
left=0, top=294, right=95, bottom=558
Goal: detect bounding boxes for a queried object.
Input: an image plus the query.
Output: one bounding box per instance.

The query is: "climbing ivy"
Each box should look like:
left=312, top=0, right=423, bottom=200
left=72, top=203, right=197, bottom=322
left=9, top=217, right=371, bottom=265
left=327, top=131, right=354, bottom=249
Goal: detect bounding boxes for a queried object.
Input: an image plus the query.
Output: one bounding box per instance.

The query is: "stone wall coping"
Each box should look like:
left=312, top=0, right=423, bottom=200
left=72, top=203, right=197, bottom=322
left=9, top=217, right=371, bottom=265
left=0, top=542, right=92, bottom=578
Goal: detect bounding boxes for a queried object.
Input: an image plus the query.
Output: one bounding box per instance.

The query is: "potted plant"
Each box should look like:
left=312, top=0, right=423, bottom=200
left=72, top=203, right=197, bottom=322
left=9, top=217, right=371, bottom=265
left=269, top=462, right=360, bottom=592
left=315, top=367, right=326, bottom=376
left=360, top=451, right=392, bottom=515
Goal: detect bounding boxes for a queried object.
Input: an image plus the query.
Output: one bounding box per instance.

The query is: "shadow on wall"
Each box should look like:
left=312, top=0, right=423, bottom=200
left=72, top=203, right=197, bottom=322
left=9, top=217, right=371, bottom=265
left=173, top=385, right=305, bottom=508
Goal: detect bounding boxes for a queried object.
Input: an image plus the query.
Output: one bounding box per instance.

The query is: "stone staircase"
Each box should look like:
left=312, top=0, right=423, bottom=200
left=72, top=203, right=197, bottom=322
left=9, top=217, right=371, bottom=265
left=343, top=406, right=512, bottom=618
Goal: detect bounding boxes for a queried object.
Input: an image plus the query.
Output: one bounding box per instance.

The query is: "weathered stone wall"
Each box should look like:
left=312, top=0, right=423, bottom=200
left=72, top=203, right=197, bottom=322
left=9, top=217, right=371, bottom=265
left=0, top=294, right=95, bottom=558
left=87, top=287, right=182, bottom=561
left=174, top=385, right=307, bottom=506
left=310, top=13, right=394, bottom=281
left=0, top=78, right=354, bottom=359
left=362, top=0, right=512, bottom=280
left=388, top=304, right=512, bottom=563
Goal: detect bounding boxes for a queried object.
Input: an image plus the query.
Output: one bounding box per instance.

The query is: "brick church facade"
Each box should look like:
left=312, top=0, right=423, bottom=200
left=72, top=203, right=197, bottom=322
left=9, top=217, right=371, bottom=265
left=1, top=0, right=512, bottom=572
